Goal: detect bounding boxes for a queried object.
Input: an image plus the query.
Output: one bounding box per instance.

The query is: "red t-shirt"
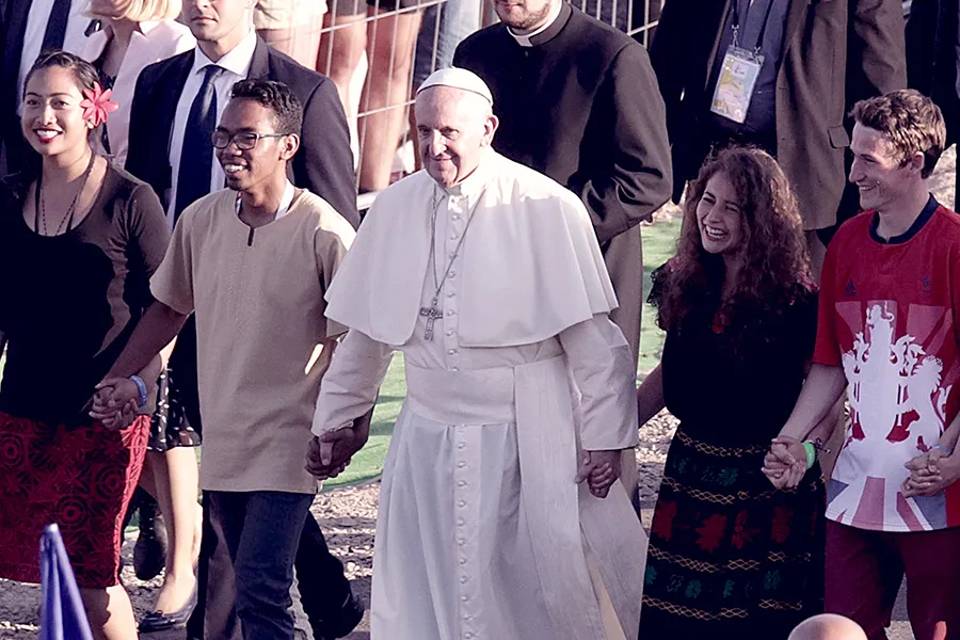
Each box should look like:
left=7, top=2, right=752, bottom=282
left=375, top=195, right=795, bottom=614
left=814, top=199, right=960, bottom=531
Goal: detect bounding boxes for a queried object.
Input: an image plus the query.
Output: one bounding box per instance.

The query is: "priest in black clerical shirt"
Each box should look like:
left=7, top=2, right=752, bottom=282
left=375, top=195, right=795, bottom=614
left=454, top=0, right=672, bottom=378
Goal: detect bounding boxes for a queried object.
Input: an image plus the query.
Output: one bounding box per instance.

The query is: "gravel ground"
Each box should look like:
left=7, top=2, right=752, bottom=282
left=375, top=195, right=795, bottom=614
left=0, top=411, right=917, bottom=640
left=4, top=148, right=954, bottom=639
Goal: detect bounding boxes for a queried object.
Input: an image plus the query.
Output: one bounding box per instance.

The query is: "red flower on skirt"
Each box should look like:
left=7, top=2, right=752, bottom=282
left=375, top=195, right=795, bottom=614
left=696, top=514, right=728, bottom=552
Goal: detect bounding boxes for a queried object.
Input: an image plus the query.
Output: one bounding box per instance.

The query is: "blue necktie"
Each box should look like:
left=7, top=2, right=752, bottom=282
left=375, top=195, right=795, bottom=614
left=174, top=64, right=221, bottom=221
left=41, top=0, right=72, bottom=51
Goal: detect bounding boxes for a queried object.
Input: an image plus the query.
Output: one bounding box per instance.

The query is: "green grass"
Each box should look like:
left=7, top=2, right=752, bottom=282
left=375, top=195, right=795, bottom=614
left=324, top=217, right=682, bottom=488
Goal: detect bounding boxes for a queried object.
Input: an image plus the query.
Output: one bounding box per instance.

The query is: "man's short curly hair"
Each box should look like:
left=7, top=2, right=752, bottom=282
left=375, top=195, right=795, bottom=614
left=850, top=89, right=947, bottom=179
left=229, top=79, right=303, bottom=136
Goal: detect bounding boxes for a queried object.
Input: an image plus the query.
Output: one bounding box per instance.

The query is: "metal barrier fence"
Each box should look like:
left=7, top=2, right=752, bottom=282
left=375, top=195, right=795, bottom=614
left=258, top=0, right=662, bottom=201
left=260, top=0, right=913, bottom=204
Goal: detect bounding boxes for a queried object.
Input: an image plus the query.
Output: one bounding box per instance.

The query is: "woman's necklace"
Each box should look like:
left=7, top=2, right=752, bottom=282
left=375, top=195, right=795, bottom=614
left=34, top=153, right=97, bottom=236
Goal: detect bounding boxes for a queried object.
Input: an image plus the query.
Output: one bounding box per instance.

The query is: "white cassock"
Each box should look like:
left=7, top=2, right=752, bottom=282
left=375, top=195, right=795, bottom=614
left=313, top=150, right=647, bottom=640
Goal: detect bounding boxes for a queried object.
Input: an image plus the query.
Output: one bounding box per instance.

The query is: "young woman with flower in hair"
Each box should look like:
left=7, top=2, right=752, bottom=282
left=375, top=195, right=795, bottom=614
left=0, top=50, right=169, bottom=639
left=637, top=146, right=830, bottom=639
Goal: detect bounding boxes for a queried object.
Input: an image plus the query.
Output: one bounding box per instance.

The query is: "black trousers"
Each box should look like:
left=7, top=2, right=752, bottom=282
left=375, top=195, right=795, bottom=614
left=186, top=492, right=353, bottom=639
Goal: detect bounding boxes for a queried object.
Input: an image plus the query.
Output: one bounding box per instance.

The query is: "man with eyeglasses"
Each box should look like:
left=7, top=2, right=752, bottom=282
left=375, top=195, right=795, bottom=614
left=93, top=79, right=357, bottom=640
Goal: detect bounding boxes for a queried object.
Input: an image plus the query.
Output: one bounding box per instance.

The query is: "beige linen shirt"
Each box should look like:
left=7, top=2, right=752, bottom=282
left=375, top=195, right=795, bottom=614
left=152, top=188, right=355, bottom=493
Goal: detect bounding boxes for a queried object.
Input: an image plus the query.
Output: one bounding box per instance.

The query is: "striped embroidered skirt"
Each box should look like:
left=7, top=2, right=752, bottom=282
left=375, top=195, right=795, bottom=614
left=639, top=426, right=825, bottom=640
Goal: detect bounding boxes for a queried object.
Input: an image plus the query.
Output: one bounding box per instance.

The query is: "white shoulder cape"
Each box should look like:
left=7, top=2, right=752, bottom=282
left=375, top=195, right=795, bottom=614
left=324, top=152, right=618, bottom=347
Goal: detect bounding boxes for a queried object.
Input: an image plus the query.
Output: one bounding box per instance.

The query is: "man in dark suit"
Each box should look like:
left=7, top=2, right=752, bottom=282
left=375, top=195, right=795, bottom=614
left=906, top=0, right=958, bottom=209
left=126, top=9, right=357, bottom=225
left=649, top=0, right=907, bottom=272
left=1, top=0, right=89, bottom=173
left=125, top=1, right=361, bottom=638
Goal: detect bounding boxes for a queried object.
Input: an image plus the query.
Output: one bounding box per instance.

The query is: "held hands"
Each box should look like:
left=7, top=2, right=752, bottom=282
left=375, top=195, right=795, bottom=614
left=575, top=449, right=622, bottom=499
left=762, top=435, right=808, bottom=490
left=90, top=377, right=140, bottom=430
left=305, top=422, right=368, bottom=480
left=902, top=447, right=960, bottom=497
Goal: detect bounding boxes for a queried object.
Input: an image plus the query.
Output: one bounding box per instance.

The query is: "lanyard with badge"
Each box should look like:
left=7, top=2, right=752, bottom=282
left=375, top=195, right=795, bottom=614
left=710, top=0, right=777, bottom=124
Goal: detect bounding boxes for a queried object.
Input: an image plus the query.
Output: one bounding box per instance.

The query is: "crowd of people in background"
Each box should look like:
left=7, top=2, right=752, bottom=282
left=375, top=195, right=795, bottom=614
left=0, top=0, right=958, bottom=639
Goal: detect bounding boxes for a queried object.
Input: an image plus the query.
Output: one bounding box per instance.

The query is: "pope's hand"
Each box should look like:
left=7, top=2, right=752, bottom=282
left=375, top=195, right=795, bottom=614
left=305, top=424, right=367, bottom=480
left=576, top=449, right=622, bottom=499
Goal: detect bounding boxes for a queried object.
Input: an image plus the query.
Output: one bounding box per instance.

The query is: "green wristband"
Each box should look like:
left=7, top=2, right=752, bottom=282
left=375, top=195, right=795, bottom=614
left=802, top=441, right=816, bottom=471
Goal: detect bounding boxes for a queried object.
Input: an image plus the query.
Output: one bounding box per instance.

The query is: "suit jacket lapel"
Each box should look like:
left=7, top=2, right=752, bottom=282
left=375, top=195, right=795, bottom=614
left=154, top=51, right=193, bottom=187
left=782, top=0, right=813, bottom=58
left=1, top=0, right=32, bottom=112
left=247, top=37, right=270, bottom=80
left=704, top=0, right=733, bottom=91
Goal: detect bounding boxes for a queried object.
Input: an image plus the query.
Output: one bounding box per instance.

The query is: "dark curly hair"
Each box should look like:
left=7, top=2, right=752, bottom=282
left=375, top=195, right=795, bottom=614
left=656, top=146, right=814, bottom=332
left=230, top=79, right=303, bottom=136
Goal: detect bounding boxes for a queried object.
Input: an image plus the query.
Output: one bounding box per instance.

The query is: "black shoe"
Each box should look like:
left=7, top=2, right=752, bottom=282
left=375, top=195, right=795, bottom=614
left=138, top=586, right=198, bottom=633
left=133, top=498, right=167, bottom=581
left=316, top=594, right=364, bottom=639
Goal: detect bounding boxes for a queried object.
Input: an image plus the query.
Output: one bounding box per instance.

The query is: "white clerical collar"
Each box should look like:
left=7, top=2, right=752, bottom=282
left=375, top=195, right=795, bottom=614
left=191, top=29, right=257, bottom=77
left=507, top=1, right=563, bottom=47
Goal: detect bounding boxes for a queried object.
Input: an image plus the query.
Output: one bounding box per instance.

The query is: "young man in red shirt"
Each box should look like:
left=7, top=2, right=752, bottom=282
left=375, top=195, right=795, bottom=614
left=766, top=89, right=960, bottom=640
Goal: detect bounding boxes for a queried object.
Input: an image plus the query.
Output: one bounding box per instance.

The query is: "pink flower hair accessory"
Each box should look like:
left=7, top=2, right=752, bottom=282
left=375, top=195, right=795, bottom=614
left=80, top=83, right=119, bottom=127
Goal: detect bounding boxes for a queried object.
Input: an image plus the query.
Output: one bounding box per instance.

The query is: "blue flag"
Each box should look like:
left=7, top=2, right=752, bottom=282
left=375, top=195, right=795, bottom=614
left=39, top=524, right=94, bottom=640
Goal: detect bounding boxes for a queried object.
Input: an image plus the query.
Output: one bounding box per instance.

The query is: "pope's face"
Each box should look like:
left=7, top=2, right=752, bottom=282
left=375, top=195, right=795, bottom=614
left=494, top=0, right=556, bottom=31
left=414, top=87, right=498, bottom=189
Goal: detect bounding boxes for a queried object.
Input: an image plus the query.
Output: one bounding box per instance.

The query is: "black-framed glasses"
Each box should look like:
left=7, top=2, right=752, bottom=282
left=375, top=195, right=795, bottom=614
left=211, top=130, right=289, bottom=150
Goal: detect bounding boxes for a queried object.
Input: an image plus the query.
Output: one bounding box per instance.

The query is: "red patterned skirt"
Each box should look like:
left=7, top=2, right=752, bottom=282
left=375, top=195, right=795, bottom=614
left=0, top=411, right=148, bottom=588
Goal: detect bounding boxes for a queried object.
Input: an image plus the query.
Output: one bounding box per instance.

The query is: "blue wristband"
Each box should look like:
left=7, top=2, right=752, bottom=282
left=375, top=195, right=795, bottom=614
left=129, top=375, right=148, bottom=409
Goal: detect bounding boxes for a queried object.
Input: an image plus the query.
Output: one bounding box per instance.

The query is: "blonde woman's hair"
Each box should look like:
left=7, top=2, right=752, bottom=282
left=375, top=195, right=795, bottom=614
left=89, top=0, right=182, bottom=22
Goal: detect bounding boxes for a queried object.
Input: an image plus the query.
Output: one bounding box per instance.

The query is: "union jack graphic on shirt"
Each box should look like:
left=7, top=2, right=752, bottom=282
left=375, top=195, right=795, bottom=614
left=827, top=301, right=959, bottom=531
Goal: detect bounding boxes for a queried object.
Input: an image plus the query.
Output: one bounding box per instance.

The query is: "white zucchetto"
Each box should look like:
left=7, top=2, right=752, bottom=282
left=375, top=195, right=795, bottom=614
left=416, top=67, right=494, bottom=106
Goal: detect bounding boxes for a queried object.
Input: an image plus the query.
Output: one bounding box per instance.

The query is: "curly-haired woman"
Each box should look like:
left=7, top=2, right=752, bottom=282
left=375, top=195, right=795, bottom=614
left=637, top=147, right=829, bottom=639
left=0, top=51, right=168, bottom=639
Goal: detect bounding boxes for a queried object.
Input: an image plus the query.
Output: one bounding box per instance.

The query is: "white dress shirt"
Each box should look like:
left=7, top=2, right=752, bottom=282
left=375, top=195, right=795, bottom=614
left=167, top=30, right=258, bottom=224
left=82, top=20, right=196, bottom=166
left=18, top=0, right=90, bottom=112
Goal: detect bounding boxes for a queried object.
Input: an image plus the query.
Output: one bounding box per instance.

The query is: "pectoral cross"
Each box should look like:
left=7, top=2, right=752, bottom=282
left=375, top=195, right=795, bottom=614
left=419, top=298, right=444, bottom=341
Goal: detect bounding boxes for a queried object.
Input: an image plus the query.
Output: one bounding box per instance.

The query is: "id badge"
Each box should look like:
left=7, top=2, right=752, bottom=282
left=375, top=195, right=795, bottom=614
left=710, top=45, right=764, bottom=124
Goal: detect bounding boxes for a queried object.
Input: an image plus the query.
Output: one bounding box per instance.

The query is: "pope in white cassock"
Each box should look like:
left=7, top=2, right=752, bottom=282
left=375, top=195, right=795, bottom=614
left=307, top=68, right=647, bottom=640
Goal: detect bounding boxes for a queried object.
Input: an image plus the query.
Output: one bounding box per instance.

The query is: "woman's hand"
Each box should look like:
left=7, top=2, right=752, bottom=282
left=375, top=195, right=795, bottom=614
left=762, top=435, right=808, bottom=490
left=90, top=378, right=140, bottom=430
